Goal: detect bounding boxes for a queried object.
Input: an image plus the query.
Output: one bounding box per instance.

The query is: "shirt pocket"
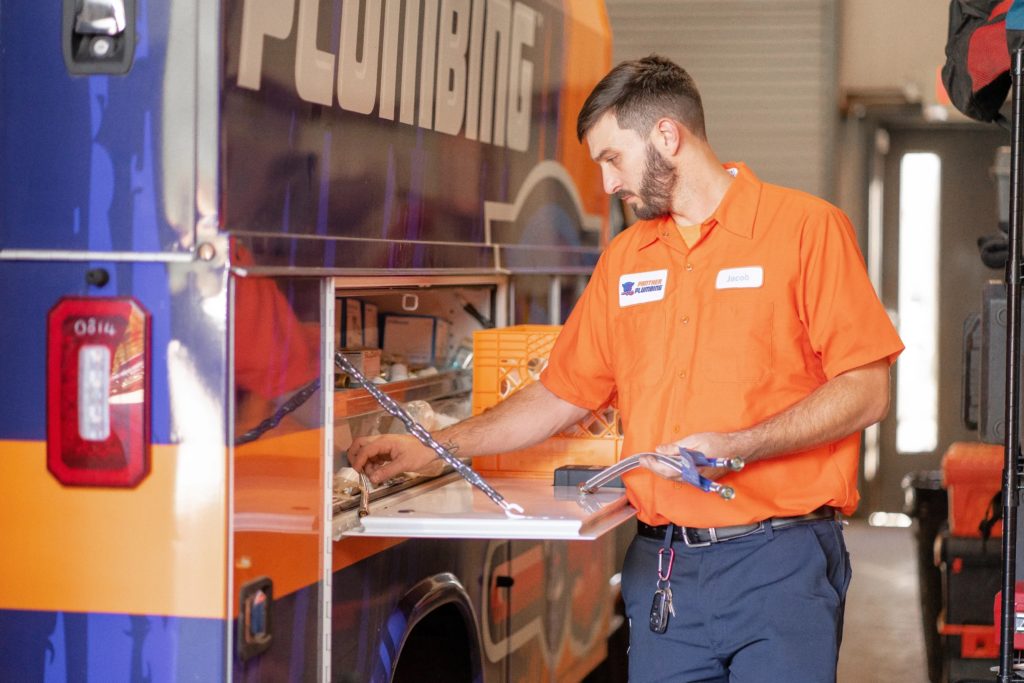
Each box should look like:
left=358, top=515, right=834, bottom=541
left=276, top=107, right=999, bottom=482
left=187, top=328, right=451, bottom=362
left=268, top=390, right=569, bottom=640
left=699, top=299, right=774, bottom=383
left=613, top=303, right=668, bottom=387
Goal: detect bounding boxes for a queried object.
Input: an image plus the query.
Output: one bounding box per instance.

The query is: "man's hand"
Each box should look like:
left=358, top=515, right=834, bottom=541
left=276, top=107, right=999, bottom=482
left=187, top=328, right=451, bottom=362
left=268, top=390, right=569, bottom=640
left=642, top=432, right=746, bottom=482
left=346, top=383, right=590, bottom=486
left=348, top=434, right=445, bottom=485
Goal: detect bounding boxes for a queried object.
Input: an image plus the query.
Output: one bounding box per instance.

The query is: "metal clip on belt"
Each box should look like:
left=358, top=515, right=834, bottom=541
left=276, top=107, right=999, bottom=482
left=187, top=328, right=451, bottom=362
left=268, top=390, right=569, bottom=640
left=579, top=448, right=744, bottom=500
left=335, top=353, right=524, bottom=518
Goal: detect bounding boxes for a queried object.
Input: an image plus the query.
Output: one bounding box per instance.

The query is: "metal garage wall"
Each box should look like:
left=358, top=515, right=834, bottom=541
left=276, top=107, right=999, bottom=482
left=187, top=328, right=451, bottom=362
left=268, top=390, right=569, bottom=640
left=605, top=0, right=838, bottom=201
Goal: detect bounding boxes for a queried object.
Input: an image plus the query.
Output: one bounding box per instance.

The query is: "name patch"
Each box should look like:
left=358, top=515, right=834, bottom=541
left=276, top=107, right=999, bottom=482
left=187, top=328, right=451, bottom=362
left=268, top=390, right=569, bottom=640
left=716, top=266, right=763, bottom=289
left=619, top=269, right=668, bottom=307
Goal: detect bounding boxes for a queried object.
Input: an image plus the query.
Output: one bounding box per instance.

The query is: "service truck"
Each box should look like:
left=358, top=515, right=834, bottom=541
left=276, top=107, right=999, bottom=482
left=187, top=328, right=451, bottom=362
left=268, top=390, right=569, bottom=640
left=0, top=0, right=633, bottom=680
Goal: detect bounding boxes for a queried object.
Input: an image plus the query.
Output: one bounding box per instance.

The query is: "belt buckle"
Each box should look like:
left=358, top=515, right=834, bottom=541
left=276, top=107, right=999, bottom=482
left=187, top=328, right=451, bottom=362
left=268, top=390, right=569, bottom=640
left=680, top=526, right=714, bottom=548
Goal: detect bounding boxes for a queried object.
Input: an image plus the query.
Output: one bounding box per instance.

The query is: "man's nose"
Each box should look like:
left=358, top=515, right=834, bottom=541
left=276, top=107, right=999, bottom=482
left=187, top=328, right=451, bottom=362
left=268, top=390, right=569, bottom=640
left=602, top=168, right=621, bottom=195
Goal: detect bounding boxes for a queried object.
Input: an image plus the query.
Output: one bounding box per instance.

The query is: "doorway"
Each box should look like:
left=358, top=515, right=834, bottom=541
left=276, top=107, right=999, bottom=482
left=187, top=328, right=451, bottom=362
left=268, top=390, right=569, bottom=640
left=862, top=123, right=1008, bottom=514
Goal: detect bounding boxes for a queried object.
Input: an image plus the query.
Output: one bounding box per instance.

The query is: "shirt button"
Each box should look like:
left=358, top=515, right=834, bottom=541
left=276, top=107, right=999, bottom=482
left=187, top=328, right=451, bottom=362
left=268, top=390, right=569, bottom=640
left=681, top=316, right=689, bottom=325
left=678, top=370, right=687, bottom=379
left=685, top=263, right=694, bottom=272
left=672, top=424, right=681, bottom=433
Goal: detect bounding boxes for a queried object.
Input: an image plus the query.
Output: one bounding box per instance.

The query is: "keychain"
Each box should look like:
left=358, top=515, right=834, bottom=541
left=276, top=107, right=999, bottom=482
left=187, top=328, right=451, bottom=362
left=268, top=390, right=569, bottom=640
left=649, top=525, right=676, bottom=633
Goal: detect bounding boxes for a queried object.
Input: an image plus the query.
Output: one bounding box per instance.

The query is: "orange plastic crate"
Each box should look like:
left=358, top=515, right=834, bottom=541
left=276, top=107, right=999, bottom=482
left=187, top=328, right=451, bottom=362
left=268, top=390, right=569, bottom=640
left=472, top=325, right=559, bottom=413
left=941, top=442, right=1003, bottom=538
left=471, top=325, right=621, bottom=477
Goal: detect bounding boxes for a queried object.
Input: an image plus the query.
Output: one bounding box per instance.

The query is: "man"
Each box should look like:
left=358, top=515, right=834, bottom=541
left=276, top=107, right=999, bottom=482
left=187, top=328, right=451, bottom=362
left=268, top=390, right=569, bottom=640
left=350, top=55, right=903, bottom=682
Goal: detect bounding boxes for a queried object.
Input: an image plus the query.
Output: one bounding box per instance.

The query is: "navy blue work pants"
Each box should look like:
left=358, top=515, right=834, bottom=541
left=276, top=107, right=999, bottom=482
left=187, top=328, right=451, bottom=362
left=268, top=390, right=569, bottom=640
left=621, top=519, right=852, bottom=682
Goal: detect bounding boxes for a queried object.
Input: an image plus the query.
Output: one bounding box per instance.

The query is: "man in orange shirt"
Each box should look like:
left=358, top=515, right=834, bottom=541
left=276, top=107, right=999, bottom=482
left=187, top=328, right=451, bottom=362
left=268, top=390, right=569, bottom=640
left=351, top=55, right=903, bottom=681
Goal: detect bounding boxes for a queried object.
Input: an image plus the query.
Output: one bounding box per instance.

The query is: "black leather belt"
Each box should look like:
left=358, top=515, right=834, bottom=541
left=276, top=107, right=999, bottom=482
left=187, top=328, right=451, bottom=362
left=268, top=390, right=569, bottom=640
left=637, top=506, right=836, bottom=547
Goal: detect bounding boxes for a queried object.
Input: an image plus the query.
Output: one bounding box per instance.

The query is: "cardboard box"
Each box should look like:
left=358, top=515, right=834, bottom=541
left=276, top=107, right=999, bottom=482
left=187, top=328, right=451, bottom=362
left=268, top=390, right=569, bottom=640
left=381, top=314, right=448, bottom=366
left=363, top=302, right=379, bottom=348
left=433, top=318, right=450, bottom=365
left=335, top=298, right=363, bottom=349
left=336, top=348, right=382, bottom=387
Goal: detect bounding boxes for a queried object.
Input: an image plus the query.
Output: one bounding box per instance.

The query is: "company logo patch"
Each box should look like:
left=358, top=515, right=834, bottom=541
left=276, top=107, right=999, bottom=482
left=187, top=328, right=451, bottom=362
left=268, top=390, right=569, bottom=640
left=619, top=269, right=668, bottom=307
left=715, top=266, right=764, bottom=290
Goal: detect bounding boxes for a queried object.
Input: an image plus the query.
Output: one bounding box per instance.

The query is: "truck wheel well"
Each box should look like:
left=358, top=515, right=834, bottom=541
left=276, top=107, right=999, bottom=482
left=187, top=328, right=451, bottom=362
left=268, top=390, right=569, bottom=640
left=392, top=603, right=474, bottom=683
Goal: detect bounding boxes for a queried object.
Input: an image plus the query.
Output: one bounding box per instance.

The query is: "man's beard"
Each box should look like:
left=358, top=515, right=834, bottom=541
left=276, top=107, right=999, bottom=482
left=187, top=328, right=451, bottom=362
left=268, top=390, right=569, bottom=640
left=619, top=143, right=677, bottom=220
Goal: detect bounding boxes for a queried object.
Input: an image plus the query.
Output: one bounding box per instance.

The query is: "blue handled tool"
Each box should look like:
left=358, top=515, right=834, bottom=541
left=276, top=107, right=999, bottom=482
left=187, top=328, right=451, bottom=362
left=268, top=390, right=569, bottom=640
left=578, top=449, right=744, bottom=499
left=673, top=448, right=744, bottom=499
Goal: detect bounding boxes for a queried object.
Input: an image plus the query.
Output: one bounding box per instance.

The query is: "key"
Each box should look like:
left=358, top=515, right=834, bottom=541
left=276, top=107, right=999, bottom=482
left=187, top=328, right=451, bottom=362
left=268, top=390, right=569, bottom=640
left=664, top=585, right=676, bottom=617
left=649, top=588, right=671, bottom=633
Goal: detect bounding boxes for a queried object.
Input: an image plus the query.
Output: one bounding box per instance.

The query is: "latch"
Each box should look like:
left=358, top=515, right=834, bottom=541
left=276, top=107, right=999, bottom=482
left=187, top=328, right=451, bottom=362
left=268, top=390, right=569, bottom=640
left=62, top=0, right=136, bottom=75
left=238, top=577, right=273, bottom=661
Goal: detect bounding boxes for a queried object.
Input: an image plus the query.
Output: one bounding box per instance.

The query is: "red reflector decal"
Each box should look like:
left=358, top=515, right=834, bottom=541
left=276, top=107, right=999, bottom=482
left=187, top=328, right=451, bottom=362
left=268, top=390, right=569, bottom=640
left=46, top=297, right=151, bottom=487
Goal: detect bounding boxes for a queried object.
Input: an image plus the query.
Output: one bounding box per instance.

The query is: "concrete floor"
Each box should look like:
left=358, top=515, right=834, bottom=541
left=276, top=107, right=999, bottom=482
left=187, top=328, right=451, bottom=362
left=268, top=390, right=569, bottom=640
left=839, top=520, right=1003, bottom=683
left=838, top=520, right=931, bottom=683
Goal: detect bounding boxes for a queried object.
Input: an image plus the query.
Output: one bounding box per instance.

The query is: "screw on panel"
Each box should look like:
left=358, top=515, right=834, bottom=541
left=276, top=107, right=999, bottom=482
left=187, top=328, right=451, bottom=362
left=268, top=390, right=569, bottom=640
left=85, top=268, right=110, bottom=287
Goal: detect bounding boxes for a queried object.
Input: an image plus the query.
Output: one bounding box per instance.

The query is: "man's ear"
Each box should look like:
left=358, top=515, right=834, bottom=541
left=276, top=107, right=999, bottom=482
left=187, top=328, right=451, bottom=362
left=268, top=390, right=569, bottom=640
left=651, top=118, right=683, bottom=156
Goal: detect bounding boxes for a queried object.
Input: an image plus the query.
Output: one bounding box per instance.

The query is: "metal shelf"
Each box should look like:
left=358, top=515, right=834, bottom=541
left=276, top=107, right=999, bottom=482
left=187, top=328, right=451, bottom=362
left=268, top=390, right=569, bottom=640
left=333, top=369, right=472, bottom=419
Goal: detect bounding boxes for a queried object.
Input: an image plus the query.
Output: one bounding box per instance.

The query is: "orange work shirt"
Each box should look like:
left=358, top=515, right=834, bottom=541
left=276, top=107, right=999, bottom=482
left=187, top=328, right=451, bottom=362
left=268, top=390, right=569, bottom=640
left=540, top=163, right=904, bottom=527
left=232, top=241, right=320, bottom=400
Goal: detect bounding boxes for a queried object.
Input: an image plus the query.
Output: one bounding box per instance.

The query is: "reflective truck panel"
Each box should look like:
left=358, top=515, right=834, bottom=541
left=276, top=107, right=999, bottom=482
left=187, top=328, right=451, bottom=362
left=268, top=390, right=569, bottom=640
left=222, top=0, right=611, bottom=270
left=0, top=0, right=616, bottom=680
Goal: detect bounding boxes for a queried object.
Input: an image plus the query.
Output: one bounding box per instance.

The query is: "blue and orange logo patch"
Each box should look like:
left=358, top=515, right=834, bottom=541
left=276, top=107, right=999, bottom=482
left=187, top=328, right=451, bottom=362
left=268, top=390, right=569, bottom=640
left=622, top=278, right=664, bottom=295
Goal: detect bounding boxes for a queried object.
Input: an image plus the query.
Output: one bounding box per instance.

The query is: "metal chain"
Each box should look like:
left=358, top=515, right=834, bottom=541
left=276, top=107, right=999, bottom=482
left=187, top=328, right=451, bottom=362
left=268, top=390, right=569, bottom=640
left=335, top=353, right=524, bottom=517
left=235, top=377, right=322, bottom=445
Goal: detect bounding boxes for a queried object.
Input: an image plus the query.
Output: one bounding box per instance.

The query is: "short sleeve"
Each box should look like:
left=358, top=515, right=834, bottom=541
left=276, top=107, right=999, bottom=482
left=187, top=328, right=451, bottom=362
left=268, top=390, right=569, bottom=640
left=799, top=207, right=904, bottom=379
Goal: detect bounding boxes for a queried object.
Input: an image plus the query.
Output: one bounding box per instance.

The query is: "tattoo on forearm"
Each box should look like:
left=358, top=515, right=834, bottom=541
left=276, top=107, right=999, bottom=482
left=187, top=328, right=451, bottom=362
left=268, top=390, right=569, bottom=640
left=441, top=440, right=460, bottom=455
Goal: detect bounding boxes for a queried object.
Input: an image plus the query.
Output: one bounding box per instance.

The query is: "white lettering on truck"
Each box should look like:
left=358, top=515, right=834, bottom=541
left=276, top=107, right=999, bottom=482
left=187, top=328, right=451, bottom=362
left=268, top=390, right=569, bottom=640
left=238, top=0, right=539, bottom=151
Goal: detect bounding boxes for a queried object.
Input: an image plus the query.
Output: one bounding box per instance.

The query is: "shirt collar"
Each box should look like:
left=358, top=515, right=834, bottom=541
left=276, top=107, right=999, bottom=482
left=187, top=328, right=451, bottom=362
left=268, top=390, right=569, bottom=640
left=709, top=162, right=760, bottom=240
left=633, top=162, right=761, bottom=250
left=636, top=218, right=670, bottom=250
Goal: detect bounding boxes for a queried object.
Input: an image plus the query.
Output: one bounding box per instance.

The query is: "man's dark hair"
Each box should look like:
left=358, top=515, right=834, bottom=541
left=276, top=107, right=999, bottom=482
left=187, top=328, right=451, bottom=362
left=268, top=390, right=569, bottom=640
left=576, top=55, right=706, bottom=143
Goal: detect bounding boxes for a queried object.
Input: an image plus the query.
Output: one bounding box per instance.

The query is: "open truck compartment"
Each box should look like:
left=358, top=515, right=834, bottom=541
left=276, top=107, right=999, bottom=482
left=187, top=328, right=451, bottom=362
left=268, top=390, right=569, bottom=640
left=327, top=275, right=631, bottom=540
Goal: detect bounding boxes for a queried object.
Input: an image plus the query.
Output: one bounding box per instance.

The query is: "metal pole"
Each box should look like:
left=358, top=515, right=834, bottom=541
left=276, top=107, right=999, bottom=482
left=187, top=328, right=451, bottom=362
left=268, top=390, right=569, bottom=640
left=998, top=45, right=1024, bottom=683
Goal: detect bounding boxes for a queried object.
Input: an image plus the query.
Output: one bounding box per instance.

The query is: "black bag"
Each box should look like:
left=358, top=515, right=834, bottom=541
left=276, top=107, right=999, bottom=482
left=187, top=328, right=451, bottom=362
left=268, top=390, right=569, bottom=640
left=942, top=0, right=1013, bottom=125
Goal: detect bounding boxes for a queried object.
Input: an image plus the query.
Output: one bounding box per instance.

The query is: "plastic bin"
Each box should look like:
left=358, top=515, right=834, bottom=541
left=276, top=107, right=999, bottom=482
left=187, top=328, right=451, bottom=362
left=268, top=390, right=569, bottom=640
left=941, top=442, right=1003, bottom=539
left=471, top=325, right=621, bottom=477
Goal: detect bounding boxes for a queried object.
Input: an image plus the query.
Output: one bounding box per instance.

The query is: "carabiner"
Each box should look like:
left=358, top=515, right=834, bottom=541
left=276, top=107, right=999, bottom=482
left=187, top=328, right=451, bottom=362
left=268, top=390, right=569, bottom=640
left=657, top=546, right=675, bottom=582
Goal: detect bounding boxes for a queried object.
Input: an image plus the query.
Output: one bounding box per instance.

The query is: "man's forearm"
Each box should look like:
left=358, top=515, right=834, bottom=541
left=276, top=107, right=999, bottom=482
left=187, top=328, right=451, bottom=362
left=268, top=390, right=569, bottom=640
left=730, top=360, right=891, bottom=463
left=435, top=382, right=590, bottom=457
